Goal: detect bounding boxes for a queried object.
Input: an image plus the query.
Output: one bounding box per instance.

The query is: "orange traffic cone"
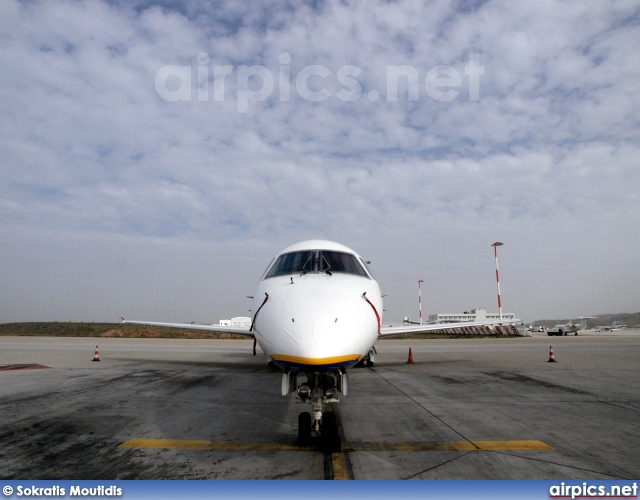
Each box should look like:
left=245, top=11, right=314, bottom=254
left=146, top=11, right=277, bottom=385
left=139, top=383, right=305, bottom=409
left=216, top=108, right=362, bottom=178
left=547, top=345, right=556, bottom=363
left=92, top=345, right=100, bottom=362
left=406, top=347, right=415, bottom=364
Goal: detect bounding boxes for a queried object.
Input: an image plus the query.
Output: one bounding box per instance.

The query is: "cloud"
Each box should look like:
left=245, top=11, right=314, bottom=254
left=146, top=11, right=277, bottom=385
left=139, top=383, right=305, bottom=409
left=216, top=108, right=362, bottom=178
left=1, top=0, right=639, bottom=323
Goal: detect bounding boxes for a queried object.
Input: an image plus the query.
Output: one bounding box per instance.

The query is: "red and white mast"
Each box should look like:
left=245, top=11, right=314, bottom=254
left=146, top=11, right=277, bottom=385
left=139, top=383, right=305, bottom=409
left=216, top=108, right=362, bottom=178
left=491, top=242, right=504, bottom=322
left=418, top=279, right=424, bottom=325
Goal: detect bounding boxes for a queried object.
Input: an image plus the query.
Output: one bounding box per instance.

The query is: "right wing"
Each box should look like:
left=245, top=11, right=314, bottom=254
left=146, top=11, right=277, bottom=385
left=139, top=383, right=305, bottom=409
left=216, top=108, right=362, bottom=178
left=380, top=319, right=518, bottom=338
left=120, top=317, right=254, bottom=337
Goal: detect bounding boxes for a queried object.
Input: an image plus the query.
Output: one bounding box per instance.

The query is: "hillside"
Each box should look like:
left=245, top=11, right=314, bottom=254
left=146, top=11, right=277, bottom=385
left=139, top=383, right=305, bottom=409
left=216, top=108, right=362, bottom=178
left=0, top=322, right=250, bottom=339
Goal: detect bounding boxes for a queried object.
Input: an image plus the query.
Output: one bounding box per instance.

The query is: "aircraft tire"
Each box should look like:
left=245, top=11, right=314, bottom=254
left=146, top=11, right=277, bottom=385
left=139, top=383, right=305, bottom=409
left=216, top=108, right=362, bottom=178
left=321, top=412, right=341, bottom=453
left=298, top=412, right=312, bottom=447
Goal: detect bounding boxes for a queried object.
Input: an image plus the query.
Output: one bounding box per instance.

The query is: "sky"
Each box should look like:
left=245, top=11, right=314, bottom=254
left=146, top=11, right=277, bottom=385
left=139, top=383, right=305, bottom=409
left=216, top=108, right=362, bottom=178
left=1, top=0, right=639, bottom=324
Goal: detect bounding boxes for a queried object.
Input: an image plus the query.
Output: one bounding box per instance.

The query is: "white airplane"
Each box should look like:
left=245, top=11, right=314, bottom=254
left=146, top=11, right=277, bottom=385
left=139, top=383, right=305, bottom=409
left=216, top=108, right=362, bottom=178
left=122, top=240, right=515, bottom=451
left=595, top=323, right=626, bottom=332
left=547, top=317, right=596, bottom=336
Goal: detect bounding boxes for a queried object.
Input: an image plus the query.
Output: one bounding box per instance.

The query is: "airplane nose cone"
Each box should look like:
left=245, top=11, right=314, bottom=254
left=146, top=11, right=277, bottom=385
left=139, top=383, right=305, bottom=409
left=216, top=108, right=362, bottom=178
left=254, top=274, right=382, bottom=368
left=284, top=293, right=369, bottom=336
left=287, top=301, right=377, bottom=359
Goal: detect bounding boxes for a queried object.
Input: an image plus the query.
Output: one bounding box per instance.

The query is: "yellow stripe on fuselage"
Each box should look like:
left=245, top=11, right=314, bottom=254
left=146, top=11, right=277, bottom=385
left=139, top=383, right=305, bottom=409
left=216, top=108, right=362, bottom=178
left=270, top=354, right=363, bottom=366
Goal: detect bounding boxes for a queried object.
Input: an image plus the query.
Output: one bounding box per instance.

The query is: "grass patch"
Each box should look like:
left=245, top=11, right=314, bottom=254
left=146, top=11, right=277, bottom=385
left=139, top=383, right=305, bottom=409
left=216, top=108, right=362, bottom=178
left=0, top=322, right=250, bottom=340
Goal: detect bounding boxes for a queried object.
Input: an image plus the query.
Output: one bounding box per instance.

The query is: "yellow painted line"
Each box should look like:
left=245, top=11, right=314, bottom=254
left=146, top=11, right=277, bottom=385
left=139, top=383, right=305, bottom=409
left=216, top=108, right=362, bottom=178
left=119, top=438, right=312, bottom=452
left=331, top=453, right=351, bottom=480
left=345, top=441, right=476, bottom=451
left=120, top=438, right=552, bottom=452
left=345, top=440, right=553, bottom=451
left=472, top=440, right=554, bottom=451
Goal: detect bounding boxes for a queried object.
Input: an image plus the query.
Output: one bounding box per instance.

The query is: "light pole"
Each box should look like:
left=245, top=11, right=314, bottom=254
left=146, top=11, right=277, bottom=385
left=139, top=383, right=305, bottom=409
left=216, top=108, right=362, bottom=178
left=491, top=242, right=504, bottom=322
left=418, top=280, right=424, bottom=325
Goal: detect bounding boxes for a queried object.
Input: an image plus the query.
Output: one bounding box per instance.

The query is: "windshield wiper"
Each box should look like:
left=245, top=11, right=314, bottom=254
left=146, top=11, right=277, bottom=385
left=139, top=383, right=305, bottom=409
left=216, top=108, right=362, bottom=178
left=321, top=255, right=332, bottom=275
left=300, top=254, right=314, bottom=275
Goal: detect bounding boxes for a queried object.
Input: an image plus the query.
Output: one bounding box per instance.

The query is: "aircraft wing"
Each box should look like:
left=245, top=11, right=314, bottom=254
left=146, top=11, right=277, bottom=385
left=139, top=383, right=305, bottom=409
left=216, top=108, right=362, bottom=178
left=120, top=318, right=254, bottom=337
left=379, top=320, right=517, bottom=337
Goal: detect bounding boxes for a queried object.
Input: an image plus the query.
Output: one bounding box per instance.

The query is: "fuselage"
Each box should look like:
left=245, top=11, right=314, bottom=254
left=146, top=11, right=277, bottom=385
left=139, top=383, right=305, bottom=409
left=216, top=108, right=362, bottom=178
left=250, top=240, right=382, bottom=372
left=553, top=323, right=580, bottom=333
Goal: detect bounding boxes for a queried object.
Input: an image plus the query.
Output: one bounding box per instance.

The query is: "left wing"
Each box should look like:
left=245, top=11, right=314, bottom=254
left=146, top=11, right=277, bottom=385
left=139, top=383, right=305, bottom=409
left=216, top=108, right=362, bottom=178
left=380, top=320, right=517, bottom=337
left=120, top=317, right=254, bottom=337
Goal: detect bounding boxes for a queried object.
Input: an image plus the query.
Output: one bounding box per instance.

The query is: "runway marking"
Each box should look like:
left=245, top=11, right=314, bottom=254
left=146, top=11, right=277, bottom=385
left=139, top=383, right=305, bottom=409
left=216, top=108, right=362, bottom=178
left=119, top=438, right=313, bottom=452
left=0, top=364, right=51, bottom=371
left=120, top=438, right=553, bottom=452
left=326, top=403, right=354, bottom=480
left=331, top=453, right=352, bottom=480
left=472, top=440, right=554, bottom=451
left=344, top=440, right=554, bottom=452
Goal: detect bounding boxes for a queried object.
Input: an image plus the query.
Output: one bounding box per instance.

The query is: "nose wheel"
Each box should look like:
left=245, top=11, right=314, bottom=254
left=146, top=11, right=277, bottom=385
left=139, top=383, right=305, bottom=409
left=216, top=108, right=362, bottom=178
left=321, top=412, right=341, bottom=452
left=298, top=411, right=312, bottom=446
left=297, top=411, right=341, bottom=452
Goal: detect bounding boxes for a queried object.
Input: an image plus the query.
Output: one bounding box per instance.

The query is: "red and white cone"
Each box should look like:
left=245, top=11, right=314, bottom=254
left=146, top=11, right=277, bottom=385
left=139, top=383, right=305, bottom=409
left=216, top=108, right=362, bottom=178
left=92, top=345, right=100, bottom=362
left=547, top=345, right=557, bottom=363
left=406, top=347, right=415, bottom=364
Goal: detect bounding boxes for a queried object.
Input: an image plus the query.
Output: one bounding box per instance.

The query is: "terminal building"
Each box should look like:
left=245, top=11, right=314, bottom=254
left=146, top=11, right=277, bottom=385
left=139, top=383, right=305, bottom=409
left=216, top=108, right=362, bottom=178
left=427, top=307, right=516, bottom=324
left=218, top=317, right=252, bottom=328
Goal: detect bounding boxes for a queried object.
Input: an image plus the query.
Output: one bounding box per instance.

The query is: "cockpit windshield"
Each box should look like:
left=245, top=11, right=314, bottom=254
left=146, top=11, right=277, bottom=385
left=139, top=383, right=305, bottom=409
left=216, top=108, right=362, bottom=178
left=319, top=251, right=368, bottom=277
left=264, top=249, right=369, bottom=279
left=264, top=251, right=314, bottom=278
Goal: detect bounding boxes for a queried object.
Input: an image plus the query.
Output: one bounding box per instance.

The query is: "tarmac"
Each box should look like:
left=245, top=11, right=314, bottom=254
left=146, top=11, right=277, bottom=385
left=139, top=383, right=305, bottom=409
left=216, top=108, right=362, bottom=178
left=1, top=330, right=639, bottom=479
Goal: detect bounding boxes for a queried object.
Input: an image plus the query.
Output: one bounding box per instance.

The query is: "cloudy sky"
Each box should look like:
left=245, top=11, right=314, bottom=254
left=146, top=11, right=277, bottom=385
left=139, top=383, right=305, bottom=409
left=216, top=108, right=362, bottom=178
left=1, top=0, right=639, bottom=324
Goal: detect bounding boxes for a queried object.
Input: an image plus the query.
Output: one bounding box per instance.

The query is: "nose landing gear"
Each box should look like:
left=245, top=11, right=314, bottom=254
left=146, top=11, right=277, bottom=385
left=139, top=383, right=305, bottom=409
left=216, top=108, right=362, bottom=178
left=294, top=371, right=343, bottom=452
